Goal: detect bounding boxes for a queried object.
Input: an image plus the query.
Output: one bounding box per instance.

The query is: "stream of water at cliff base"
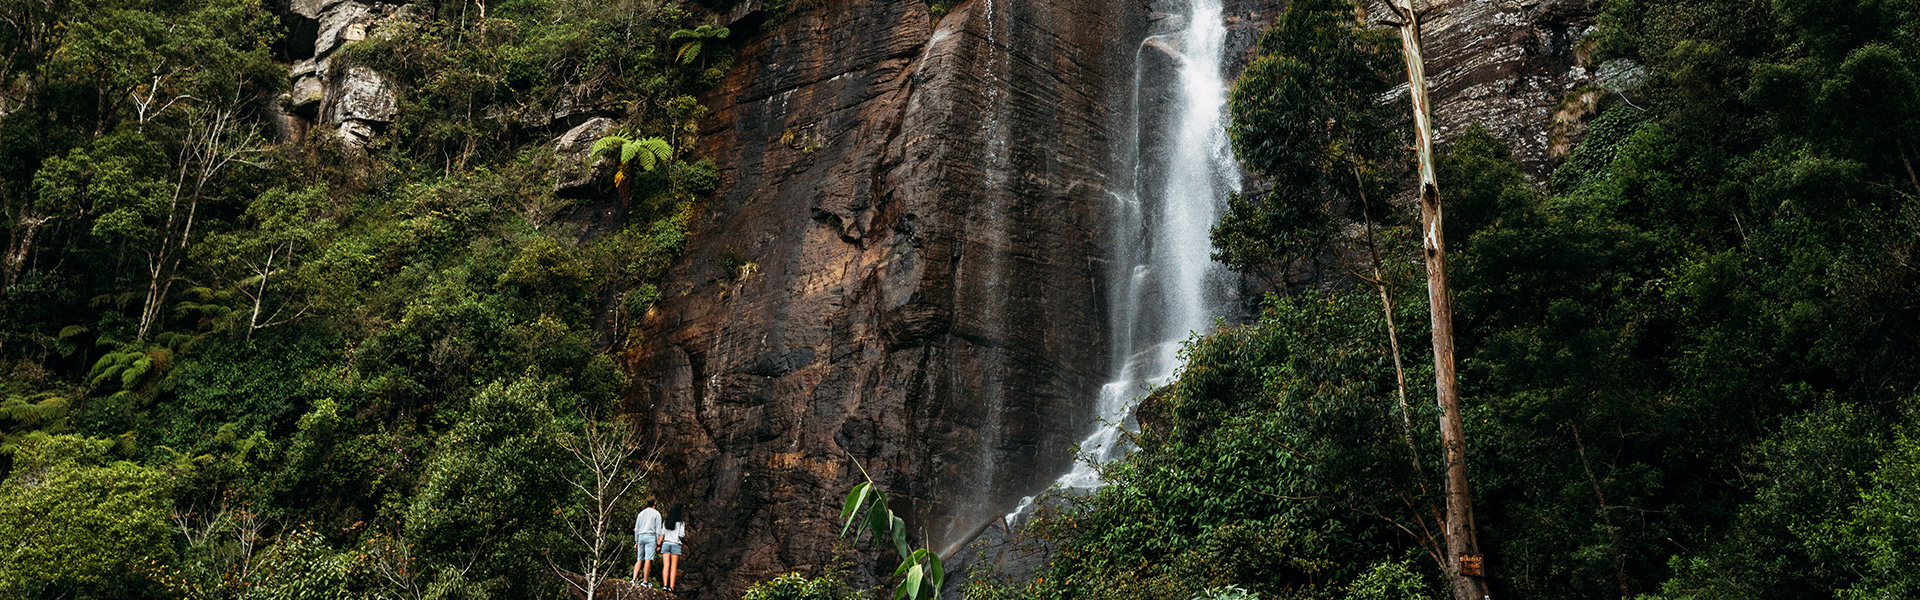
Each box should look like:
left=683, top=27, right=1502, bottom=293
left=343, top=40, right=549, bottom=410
left=1006, top=0, right=1240, bottom=525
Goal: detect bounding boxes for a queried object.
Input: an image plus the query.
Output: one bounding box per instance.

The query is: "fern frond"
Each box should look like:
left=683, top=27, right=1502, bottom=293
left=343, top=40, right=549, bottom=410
left=620, top=140, right=644, bottom=165
left=669, top=28, right=698, bottom=41
left=3, top=393, right=70, bottom=427
left=122, top=356, right=153, bottom=388
left=635, top=138, right=673, bottom=171
left=588, top=135, right=628, bottom=162
left=677, top=42, right=702, bottom=65
left=90, top=360, right=128, bottom=387
left=57, top=325, right=89, bottom=339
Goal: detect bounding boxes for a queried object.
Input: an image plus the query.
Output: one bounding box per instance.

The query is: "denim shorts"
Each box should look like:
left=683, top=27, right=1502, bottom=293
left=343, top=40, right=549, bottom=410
left=637, top=534, right=658, bottom=561
left=662, top=541, right=683, bottom=555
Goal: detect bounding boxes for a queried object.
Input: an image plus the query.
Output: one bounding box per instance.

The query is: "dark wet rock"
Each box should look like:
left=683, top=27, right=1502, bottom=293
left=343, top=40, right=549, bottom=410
left=632, top=0, right=1149, bottom=596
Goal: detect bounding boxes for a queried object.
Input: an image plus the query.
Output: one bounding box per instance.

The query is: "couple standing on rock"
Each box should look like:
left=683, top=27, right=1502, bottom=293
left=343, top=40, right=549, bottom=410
left=633, top=497, right=689, bottom=591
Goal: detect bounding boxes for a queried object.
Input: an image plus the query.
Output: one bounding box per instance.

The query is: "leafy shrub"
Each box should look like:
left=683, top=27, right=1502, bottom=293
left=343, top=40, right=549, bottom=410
left=1342, top=560, right=1435, bottom=600
left=741, top=572, right=868, bottom=600
left=0, top=434, right=174, bottom=599
left=405, top=375, right=572, bottom=598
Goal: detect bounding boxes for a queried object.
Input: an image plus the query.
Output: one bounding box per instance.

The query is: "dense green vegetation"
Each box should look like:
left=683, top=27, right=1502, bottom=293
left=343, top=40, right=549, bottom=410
left=968, top=0, right=1920, bottom=599
left=6, top=0, right=1919, bottom=598
left=0, top=0, right=733, bottom=597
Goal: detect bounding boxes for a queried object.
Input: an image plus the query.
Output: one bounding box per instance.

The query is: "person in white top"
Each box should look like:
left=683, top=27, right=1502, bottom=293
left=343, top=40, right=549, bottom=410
left=632, top=498, right=663, bottom=587
left=660, top=505, right=688, bottom=591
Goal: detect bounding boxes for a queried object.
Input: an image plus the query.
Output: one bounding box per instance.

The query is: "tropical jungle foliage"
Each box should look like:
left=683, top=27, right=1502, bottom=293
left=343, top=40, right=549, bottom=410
left=966, top=0, right=1920, bottom=599
left=6, top=0, right=1920, bottom=598
left=0, top=0, right=736, bottom=597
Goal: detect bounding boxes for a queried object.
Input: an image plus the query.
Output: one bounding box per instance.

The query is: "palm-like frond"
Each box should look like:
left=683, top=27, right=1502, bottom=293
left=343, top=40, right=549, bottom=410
left=669, top=25, right=728, bottom=41
left=629, top=138, right=673, bottom=171
left=3, top=393, right=70, bottom=428
left=590, top=134, right=673, bottom=187
left=670, top=26, right=728, bottom=65
left=588, top=135, right=630, bottom=162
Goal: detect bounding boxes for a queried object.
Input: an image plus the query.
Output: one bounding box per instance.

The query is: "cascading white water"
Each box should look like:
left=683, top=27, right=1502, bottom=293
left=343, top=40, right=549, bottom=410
left=1007, top=0, right=1240, bottom=522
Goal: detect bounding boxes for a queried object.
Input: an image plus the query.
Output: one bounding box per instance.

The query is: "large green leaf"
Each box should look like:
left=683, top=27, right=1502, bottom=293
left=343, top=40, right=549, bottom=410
left=889, top=513, right=910, bottom=558
left=620, top=140, right=643, bottom=165
left=633, top=138, right=672, bottom=171
left=840, top=482, right=871, bottom=536
left=866, top=496, right=890, bottom=544
left=890, top=565, right=921, bottom=600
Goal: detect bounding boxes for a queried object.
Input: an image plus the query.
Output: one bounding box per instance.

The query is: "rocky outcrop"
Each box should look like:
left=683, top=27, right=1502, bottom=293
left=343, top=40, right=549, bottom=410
left=275, top=0, right=416, bottom=147
left=1362, top=0, right=1608, bottom=178
left=553, top=117, right=619, bottom=195
left=629, top=0, right=1606, bottom=598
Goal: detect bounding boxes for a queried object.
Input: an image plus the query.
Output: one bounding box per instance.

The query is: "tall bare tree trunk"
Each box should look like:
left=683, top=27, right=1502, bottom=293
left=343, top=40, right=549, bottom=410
left=1389, top=2, right=1486, bottom=599
left=1355, top=170, right=1423, bottom=478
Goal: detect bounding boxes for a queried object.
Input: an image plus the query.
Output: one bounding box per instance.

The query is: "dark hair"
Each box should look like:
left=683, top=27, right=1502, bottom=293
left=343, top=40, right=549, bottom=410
left=664, top=505, right=684, bottom=530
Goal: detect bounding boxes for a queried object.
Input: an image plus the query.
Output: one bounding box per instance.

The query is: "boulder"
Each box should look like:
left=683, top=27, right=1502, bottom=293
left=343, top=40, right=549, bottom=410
left=287, top=0, right=349, bottom=20
left=553, top=117, right=618, bottom=194
left=327, top=66, right=396, bottom=124
left=314, top=1, right=371, bottom=58
left=289, top=59, right=325, bottom=116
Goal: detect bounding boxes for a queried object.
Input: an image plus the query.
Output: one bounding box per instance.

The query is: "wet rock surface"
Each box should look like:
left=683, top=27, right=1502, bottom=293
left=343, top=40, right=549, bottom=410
left=634, top=0, right=1147, bottom=596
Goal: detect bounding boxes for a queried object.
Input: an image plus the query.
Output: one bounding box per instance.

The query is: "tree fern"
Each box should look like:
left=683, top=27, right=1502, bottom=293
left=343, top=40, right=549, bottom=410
left=585, top=134, right=674, bottom=187
left=588, top=135, right=626, bottom=162
left=3, top=393, right=70, bottom=429
left=626, top=138, right=672, bottom=172
left=670, top=25, right=730, bottom=65
left=87, top=345, right=174, bottom=403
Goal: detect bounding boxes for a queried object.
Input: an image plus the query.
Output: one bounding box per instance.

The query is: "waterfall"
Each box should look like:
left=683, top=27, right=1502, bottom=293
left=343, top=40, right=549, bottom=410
left=1007, top=0, right=1241, bottom=523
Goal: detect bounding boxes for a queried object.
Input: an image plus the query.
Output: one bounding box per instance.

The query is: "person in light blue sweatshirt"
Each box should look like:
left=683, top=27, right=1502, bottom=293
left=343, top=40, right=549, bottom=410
left=632, top=497, right=663, bottom=587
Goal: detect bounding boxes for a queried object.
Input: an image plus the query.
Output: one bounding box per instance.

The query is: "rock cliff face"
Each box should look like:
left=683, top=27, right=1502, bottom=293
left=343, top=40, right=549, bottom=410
left=634, top=0, right=1149, bottom=594
left=627, top=0, right=1602, bottom=597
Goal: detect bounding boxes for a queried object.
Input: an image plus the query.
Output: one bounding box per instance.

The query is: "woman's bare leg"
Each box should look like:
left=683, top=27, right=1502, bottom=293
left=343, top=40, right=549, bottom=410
left=666, top=553, right=680, bottom=589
